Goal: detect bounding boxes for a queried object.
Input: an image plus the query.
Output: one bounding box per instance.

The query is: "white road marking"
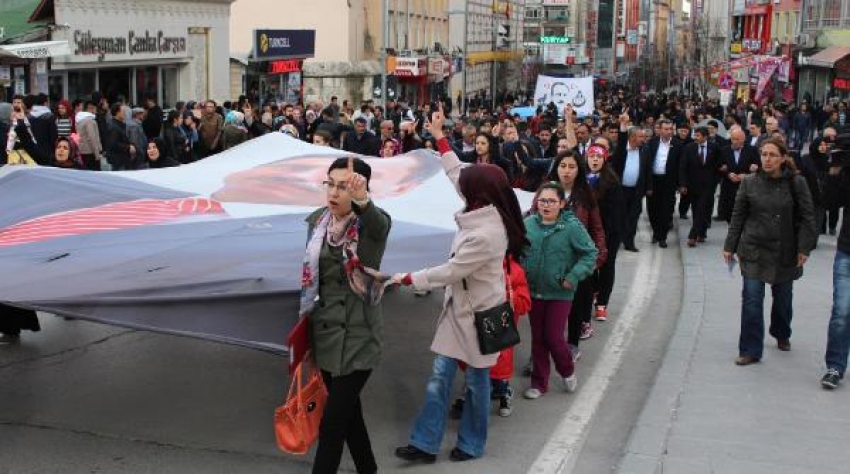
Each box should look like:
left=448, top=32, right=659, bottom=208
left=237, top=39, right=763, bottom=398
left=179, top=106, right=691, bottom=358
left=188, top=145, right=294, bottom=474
left=527, top=234, right=662, bottom=474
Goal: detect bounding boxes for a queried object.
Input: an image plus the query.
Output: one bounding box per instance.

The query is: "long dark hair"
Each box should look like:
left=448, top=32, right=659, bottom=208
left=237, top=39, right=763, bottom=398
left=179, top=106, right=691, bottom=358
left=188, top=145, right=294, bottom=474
left=458, top=164, right=529, bottom=260
left=588, top=159, right=620, bottom=202
left=475, top=132, right=501, bottom=164
left=548, top=151, right=596, bottom=210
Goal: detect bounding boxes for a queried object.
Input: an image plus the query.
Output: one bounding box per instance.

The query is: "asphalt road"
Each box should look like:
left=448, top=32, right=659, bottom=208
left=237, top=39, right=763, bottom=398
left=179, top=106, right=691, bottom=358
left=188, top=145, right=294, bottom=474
left=0, top=223, right=683, bottom=474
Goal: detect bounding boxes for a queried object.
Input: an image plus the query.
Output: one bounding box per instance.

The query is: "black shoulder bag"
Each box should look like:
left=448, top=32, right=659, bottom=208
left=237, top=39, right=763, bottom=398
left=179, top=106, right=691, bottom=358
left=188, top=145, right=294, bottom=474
left=463, top=259, right=520, bottom=355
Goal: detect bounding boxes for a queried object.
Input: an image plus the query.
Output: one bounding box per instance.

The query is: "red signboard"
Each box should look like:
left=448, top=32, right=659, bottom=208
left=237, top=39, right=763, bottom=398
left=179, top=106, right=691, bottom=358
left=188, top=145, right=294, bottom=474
left=269, top=60, right=301, bottom=74
left=834, top=77, right=850, bottom=90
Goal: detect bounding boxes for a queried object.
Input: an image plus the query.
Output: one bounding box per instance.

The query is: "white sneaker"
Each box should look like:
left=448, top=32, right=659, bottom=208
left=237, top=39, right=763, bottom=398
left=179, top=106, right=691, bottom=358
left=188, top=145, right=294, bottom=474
left=569, top=344, right=582, bottom=363
left=523, top=387, right=542, bottom=399
left=562, top=374, right=578, bottom=393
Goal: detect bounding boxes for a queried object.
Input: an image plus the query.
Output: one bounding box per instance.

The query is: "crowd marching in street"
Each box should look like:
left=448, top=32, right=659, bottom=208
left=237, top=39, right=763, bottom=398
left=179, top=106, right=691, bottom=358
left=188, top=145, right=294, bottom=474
left=4, top=85, right=850, bottom=473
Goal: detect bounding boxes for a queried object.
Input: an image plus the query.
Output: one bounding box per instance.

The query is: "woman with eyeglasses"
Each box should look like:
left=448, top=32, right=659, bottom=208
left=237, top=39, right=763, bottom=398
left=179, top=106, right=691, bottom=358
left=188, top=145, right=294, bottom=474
left=723, top=138, right=817, bottom=366
left=521, top=181, right=598, bottom=400
left=548, top=151, right=607, bottom=357
left=303, top=157, right=391, bottom=474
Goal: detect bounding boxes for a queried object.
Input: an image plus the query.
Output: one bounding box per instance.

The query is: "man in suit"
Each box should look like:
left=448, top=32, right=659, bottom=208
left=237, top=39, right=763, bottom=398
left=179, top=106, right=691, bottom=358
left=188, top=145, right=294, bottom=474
left=646, top=118, right=683, bottom=247
left=613, top=114, right=651, bottom=251
left=574, top=123, right=592, bottom=159
left=717, top=128, right=760, bottom=222
left=680, top=126, right=721, bottom=247
left=747, top=120, right=767, bottom=149
left=676, top=120, right=693, bottom=219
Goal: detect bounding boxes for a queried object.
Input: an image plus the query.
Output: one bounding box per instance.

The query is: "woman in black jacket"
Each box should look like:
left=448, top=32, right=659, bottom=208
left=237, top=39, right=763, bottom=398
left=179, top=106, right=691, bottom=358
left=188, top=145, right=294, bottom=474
left=723, top=138, right=818, bottom=366
left=146, top=138, right=180, bottom=168
left=459, top=133, right=513, bottom=181
left=586, top=144, right=624, bottom=321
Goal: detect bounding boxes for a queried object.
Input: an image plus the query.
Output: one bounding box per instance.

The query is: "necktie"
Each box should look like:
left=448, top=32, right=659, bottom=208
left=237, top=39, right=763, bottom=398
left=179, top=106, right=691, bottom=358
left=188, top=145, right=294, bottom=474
left=700, top=145, right=705, bottom=165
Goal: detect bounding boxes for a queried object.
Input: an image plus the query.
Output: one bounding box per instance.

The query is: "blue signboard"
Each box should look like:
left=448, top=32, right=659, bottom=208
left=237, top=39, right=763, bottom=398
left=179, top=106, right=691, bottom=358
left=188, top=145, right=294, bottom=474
left=253, top=29, right=315, bottom=60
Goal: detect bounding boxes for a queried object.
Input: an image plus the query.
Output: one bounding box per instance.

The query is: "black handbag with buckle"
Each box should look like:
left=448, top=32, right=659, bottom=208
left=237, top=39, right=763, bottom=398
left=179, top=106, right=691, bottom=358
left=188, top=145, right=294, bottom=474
left=463, top=261, right=520, bottom=355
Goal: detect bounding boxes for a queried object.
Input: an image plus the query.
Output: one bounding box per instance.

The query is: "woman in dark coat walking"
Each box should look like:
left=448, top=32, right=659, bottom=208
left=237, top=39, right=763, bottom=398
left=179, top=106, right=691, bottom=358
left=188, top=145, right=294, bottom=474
left=723, top=138, right=818, bottom=366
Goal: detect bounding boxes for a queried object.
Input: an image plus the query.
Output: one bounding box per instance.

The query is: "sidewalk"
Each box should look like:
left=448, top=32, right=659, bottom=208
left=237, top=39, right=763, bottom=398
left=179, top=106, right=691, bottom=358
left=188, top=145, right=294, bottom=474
left=618, top=219, right=848, bottom=474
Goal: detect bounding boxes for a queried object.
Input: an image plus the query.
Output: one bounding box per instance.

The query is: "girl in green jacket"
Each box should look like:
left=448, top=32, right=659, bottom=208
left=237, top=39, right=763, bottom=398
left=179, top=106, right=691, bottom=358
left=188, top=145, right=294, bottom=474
left=522, top=182, right=598, bottom=399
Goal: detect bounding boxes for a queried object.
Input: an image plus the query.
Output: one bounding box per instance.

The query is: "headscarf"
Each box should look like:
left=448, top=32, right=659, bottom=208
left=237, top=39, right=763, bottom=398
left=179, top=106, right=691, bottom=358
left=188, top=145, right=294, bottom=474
left=586, top=144, right=609, bottom=161
left=53, top=136, right=82, bottom=169
left=224, top=111, right=248, bottom=133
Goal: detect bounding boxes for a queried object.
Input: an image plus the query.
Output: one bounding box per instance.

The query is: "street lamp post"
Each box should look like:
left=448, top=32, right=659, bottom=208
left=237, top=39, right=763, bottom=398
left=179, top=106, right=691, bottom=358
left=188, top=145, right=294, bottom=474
left=380, top=0, right=388, bottom=107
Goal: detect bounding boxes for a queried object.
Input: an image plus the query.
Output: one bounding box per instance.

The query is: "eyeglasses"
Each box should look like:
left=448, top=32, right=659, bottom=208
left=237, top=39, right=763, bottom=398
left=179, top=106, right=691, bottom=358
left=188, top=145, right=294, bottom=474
left=537, top=198, right=560, bottom=207
left=322, top=180, right=349, bottom=192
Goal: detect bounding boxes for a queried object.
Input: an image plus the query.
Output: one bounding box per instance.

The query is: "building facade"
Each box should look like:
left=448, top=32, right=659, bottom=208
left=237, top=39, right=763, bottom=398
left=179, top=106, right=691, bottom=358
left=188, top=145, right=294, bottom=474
left=37, top=0, right=233, bottom=105
left=448, top=0, right=524, bottom=111
left=798, top=0, right=850, bottom=103
left=232, top=0, right=451, bottom=106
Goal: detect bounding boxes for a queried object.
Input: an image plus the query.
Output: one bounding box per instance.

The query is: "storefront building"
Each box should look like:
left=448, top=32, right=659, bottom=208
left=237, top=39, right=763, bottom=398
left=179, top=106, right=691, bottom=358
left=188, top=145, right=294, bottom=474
left=247, top=29, right=315, bottom=105
left=30, top=0, right=233, bottom=105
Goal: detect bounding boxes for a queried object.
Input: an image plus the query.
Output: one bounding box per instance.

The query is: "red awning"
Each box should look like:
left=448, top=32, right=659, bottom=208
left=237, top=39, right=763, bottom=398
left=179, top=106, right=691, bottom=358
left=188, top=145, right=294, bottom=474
left=806, top=46, right=850, bottom=69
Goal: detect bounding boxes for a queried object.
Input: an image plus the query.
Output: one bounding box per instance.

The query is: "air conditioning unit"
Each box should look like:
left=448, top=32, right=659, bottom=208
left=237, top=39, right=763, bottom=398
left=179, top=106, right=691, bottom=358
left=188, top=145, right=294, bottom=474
left=796, top=33, right=815, bottom=48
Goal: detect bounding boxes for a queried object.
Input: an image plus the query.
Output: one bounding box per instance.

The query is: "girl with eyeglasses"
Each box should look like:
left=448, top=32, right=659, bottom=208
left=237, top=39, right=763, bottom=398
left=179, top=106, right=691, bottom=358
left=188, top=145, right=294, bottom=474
left=521, top=181, right=598, bottom=400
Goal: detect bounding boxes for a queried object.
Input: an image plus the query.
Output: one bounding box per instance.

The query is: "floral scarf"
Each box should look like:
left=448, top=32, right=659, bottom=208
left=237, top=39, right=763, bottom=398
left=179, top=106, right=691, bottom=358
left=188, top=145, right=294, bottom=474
left=299, top=209, right=387, bottom=318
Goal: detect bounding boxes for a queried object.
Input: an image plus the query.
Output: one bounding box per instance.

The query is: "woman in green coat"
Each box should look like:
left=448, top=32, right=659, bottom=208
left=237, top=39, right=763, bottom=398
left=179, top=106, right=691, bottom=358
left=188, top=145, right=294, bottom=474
left=301, top=157, right=391, bottom=474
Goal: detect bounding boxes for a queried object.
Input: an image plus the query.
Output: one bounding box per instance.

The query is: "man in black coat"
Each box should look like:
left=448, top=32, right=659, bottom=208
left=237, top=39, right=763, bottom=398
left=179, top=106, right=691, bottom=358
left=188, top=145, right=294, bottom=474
left=612, top=114, right=652, bottom=251
left=342, top=117, right=380, bottom=156
left=104, top=103, right=135, bottom=171
left=25, top=94, right=58, bottom=163
left=717, top=128, right=760, bottom=222
left=646, top=118, right=684, bottom=247
left=680, top=126, right=721, bottom=246
left=142, top=96, right=164, bottom=141
left=676, top=120, right=693, bottom=218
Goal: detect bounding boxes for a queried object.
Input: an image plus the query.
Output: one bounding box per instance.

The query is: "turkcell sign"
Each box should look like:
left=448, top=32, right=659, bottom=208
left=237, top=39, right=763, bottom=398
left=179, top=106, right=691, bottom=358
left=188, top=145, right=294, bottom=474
left=540, top=36, right=571, bottom=44
left=254, top=29, right=316, bottom=60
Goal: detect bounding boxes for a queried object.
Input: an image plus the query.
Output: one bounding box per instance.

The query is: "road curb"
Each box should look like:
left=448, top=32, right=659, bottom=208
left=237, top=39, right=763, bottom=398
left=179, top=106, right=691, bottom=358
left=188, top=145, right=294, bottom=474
left=616, top=220, right=707, bottom=474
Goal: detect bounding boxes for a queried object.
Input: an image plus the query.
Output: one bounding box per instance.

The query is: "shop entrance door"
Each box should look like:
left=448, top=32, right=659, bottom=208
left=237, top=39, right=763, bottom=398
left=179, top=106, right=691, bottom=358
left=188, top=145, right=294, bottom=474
left=99, top=68, right=131, bottom=104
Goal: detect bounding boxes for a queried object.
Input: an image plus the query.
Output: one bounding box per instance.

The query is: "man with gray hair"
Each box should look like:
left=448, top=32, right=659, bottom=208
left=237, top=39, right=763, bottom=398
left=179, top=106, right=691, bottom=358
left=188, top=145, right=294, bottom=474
left=613, top=110, right=652, bottom=252
left=717, top=127, right=760, bottom=222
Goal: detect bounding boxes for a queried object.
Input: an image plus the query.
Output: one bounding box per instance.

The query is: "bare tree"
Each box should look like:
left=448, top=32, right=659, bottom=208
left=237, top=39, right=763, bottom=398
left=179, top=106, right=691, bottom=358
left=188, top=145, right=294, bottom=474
left=681, top=12, right=727, bottom=97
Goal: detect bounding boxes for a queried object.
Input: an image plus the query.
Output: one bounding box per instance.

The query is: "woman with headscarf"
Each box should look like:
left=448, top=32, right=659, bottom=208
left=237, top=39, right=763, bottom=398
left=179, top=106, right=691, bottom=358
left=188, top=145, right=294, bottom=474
left=180, top=110, right=199, bottom=163
left=146, top=138, right=180, bottom=168
left=53, top=136, right=85, bottom=169
left=221, top=111, right=249, bottom=150
left=392, top=104, right=528, bottom=463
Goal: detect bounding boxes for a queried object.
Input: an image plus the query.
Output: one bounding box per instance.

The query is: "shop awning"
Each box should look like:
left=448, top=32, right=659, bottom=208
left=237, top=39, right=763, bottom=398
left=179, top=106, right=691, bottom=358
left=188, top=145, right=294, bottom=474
left=0, top=40, right=70, bottom=59
left=806, top=46, right=850, bottom=68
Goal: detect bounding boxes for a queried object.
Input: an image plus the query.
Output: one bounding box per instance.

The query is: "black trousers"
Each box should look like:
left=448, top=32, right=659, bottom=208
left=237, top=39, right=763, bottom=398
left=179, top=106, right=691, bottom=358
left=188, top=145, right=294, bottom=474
left=621, top=186, right=643, bottom=248
left=593, top=245, right=619, bottom=307
left=313, top=370, right=376, bottom=474
left=648, top=175, right=676, bottom=241
left=688, top=189, right=713, bottom=240
left=679, top=193, right=691, bottom=217
left=567, top=278, right=594, bottom=346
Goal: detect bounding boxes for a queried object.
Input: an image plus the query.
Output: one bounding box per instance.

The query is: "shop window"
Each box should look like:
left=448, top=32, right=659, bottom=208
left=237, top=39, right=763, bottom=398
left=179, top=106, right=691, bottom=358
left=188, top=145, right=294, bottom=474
left=67, top=70, right=96, bottom=102
left=48, top=74, right=64, bottom=103
left=162, top=68, right=179, bottom=110
left=135, top=67, right=158, bottom=106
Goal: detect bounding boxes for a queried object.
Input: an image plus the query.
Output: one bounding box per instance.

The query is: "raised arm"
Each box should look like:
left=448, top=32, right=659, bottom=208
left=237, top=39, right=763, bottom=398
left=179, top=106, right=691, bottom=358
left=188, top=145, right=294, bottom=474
left=431, top=102, right=469, bottom=197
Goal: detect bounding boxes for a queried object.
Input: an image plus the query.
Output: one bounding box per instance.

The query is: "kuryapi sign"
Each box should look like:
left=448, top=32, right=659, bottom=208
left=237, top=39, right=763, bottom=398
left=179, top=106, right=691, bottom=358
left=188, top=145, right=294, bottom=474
left=72, top=30, right=186, bottom=61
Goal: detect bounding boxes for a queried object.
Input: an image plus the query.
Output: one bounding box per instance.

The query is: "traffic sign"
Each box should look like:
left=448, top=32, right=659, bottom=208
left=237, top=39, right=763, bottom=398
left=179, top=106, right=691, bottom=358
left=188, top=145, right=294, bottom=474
left=719, top=73, right=734, bottom=90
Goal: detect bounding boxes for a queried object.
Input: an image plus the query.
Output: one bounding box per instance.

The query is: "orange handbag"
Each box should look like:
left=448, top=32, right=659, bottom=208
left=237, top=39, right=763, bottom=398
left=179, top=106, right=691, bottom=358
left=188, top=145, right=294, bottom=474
left=274, top=355, right=328, bottom=454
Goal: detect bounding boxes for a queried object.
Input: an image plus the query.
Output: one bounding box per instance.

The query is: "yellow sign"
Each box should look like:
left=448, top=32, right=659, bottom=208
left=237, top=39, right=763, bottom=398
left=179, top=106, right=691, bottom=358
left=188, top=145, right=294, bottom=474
left=730, top=42, right=742, bottom=54
left=466, top=50, right=523, bottom=65
left=260, top=33, right=269, bottom=54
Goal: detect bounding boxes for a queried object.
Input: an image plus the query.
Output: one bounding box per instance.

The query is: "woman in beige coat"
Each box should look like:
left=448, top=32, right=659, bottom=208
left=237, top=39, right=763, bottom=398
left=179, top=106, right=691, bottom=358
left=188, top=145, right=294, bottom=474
left=392, top=104, right=528, bottom=463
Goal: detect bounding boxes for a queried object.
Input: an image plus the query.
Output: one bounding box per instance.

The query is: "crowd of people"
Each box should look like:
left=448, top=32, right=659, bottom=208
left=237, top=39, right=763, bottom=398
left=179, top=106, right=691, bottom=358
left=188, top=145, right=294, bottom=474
left=3, top=85, right=850, bottom=472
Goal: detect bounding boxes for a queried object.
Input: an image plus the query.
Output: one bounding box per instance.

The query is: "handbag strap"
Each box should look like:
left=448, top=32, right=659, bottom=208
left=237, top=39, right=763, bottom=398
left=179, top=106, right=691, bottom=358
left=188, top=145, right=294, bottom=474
left=462, top=255, right=510, bottom=310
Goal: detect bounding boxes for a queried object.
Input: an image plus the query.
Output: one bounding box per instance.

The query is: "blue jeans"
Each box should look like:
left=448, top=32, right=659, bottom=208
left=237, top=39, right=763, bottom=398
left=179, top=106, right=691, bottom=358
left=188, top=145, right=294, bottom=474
left=826, top=249, right=850, bottom=377
left=739, top=276, right=794, bottom=358
left=409, top=355, right=490, bottom=458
